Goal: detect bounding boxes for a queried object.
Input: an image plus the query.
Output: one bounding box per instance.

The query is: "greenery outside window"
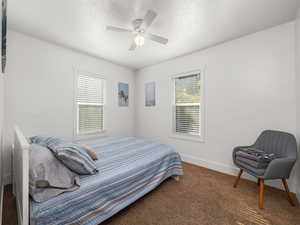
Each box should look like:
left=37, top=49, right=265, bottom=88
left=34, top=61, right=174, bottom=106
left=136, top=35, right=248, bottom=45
left=173, top=72, right=203, bottom=140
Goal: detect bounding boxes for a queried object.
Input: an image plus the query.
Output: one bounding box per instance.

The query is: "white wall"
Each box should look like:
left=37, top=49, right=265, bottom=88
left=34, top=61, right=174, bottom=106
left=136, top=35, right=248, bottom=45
left=3, top=30, right=136, bottom=183
left=0, top=75, right=4, bottom=184
left=136, top=22, right=297, bottom=191
left=0, top=75, right=3, bottom=224
left=2, top=22, right=299, bottom=193
left=0, top=76, right=3, bottom=171
left=295, top=7, right=300, bottom=199
left=0, top=8, right=4, bottom=222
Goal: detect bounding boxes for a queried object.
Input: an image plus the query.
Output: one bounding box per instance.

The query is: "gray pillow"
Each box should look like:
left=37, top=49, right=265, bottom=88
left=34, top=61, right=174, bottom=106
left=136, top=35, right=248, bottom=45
left=30, top=136, right=98, bottom=175
left=29, top=144, right=80, bottom=202
left=48, top=140, right=98, bottom=175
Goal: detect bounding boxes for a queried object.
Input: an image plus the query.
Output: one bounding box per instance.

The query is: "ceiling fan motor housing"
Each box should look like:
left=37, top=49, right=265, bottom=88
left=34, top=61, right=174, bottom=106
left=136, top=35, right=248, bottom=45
left=132, top=19, right=145, bottom=32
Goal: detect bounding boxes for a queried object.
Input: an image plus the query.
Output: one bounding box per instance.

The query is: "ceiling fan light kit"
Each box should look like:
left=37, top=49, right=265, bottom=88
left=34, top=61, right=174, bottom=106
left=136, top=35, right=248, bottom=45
left=134, top=35, right=145, bottom=46
left=106, top=9, right=168, bottom=51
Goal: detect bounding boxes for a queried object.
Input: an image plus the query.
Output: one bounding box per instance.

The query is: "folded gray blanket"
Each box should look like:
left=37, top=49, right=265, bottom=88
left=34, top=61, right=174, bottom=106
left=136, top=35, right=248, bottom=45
left=236, top=156, right=269, bottom=169
left=29, top=144, right=80, bottom=202
left=236, top=147, right=275, bottom=163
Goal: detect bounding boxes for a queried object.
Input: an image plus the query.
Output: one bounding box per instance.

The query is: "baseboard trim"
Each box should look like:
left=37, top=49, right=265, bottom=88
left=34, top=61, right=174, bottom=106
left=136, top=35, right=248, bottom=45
left=180, top=153, right=237, bottom=176
left=180, top=153, right=294, bottom=193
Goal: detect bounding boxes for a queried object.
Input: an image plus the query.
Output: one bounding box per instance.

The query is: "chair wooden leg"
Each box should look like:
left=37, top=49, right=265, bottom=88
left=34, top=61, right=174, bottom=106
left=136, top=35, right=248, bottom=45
left=233, top=169, right=243, bottom=188
left=259, top=179, right=264, bottom=209
left=282, top=179, right=295, bottom=206
left=257, top=178, right=260, bottom=186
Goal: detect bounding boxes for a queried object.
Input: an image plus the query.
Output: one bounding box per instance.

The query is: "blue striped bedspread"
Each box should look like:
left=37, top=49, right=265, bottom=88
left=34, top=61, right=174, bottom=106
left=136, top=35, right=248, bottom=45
left=30, top=137, right=183, bottom=225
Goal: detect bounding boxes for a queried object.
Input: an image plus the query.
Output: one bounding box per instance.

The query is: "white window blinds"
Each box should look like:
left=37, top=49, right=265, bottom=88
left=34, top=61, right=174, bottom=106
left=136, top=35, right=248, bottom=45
left=77, top=74, right=105, bottom=134
left=174, top=73, right=201, bottom=136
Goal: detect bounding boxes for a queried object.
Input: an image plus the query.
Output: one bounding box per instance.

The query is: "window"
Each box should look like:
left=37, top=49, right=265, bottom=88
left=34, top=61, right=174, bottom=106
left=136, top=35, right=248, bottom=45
left=173, top=72, right=203, bottom=139
left=76, top=74, right=105, bottom=135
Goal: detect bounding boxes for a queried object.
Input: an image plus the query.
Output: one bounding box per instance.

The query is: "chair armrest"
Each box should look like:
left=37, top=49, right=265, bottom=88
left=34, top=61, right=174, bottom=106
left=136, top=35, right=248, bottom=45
left=263, top=158, right=296, bottom=180
left=232, top=145, right=253, bottom=161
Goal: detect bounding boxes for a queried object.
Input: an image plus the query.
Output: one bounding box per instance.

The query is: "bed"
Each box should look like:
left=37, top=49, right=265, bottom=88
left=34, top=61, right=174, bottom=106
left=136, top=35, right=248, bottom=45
left=14, top=126, right=183, bottom=225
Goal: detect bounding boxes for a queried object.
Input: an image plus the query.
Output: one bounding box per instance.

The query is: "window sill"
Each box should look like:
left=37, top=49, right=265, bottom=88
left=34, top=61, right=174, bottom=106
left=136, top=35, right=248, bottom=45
left=74, top=130, right=107, bottom=142
left=169, top=133, right=204, bottom=143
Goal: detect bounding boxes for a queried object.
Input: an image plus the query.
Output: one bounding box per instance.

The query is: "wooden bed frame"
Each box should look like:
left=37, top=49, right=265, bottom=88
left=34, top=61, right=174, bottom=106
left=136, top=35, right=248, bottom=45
left=13, top=126, right=29, bottom=225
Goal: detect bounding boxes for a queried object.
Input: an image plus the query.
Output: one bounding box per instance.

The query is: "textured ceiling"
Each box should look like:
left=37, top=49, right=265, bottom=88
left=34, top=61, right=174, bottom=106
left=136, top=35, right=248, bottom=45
left=8, top=0, right=300, bottom=70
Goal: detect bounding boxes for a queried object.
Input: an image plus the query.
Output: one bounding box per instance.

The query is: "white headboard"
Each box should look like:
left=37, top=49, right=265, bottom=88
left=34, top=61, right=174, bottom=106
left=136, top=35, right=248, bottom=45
left=14, top=126, right=29, bottom=225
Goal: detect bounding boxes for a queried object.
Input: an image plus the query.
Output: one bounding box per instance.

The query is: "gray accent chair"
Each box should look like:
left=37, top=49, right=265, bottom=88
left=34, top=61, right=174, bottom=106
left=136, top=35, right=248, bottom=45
left=232, top=130, right=297, bottom=209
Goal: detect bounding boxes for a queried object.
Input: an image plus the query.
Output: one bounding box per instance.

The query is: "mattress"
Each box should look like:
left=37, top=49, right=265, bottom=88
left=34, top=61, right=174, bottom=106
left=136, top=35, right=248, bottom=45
left=30, top=137, right=183, bottom=225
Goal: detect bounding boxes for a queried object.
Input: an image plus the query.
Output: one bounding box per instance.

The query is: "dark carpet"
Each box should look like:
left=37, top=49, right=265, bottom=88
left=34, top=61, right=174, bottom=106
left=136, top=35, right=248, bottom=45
left=3, top=163, right=300, bottom=225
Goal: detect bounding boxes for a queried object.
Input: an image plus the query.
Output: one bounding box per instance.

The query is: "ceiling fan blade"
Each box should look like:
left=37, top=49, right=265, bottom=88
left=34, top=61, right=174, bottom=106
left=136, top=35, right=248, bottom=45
left=145, top=33, right=168, bottom=45
left=129, top=42, right=137, bottom=51
left=106, top=26, right=132, bottom=33
left=142, top=10, right=157, bottom=29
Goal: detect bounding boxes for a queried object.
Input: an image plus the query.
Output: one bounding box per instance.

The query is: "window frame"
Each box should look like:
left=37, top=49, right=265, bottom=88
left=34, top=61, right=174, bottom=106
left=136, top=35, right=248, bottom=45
left=170, top=69, right=205, bottom=142
left=74, top=69, right=107, bottom=138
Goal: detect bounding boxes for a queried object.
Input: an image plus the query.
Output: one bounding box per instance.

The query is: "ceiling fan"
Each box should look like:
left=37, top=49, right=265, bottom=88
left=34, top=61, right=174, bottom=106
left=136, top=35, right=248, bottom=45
left=106, top=10, right=168, bottom=51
